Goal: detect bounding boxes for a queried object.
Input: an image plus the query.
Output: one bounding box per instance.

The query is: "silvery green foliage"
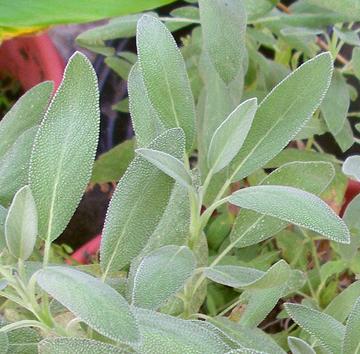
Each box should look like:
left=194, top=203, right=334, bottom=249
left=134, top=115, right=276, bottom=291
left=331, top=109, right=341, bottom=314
left=29, top=52, right=100, bottom=243
left=342, top=155, right=360, bottom=181
left=287, top=337, right=316, bottom=354
left=5, top=186, right=37, bottom=260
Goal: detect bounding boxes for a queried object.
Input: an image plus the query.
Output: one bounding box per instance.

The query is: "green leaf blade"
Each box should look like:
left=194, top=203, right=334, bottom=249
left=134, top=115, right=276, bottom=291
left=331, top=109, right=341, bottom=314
left=343, top=297, right=360, bottom=354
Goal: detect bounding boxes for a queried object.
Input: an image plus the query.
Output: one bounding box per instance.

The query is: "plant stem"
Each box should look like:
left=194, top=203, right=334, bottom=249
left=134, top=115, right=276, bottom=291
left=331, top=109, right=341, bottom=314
left=43, top=239, right=51, bottom=268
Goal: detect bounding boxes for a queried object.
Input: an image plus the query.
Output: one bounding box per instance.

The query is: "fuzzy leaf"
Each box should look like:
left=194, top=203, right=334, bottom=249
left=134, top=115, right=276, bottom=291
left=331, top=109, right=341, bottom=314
left=0, top=81, right=52, bottom=159
left=285, top=303, right=345, bottom=354
left=287, top=337, right=315, bottom=354
left=199, top=0, right=247, bottom=84
left=342, top=156, right=360, bottom=181
left=321, top=71, right=350, bottom=136
left=134, top=307, right=231, bottom=353
left=208, top=98, right=257, bottom=174
left=343, top=297, right=360, bottom=354
left=0, top=205, right=6, bottom=251
left=137, top=15, right=196, bottom=151
left=36, top=267, right=139, bottom=345
left=230, top=52, right=333, bottom=181
left=307, top=0, right=360, bottom=21
left=229, top=185, right=350, bottom=244
left=38, top=337, right=129, bottom=354
left=128, top=64, right=164, bottom=147
left=131, top=245, right=196, bottom=310
left=100, top=128, right=185, bottom=276
left=29, top=52, right=100, bottom=243
left=230, top=161, right=335, bottom=247
left=5, top=186, right=37, bottom=260
left=0, top=332, right=8, bottom=354
left=136, top=148, right=192, bottom=188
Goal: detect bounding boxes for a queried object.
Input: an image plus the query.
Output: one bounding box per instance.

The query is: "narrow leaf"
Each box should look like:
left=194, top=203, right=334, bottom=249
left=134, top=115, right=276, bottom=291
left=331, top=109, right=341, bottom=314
left=128, top=63, right=164, bottom=147
left=38, top=337, right=129, bottom=354
left=230, top=52, right=333, bottom=181
left=285, top=303, right=345, bottom=354
left=131, top=245, right=196, bottom=310
left=36, top=267, right=139, bottom=345
left=136, top=148, right=192, bottom=188
left=287, top=337, right=316, bottom=354
left=100, top=128, right=185, bottom=276
left=343, top=297, right=360, bottom=354
left=230, top=161, right=336, bottom=247
left=229, top=185, right=350, bottom=244
left=29, top=52, right=100, bottom=243
left=208, top=98, right=257, bottom=174
left=137, top=15, right=196, bottom=151
left=342, top=155, right=360, bottom=181
left=5, top=186, right=37, bottom=260
left=199, top=0, right=247, bottom=84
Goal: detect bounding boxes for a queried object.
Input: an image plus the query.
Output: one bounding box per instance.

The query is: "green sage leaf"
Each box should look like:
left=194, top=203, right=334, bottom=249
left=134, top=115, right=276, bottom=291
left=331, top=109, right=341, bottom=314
left=29, top=52, right=100, bottom=243
left=131, top=245, right=196, bottom=310
left=343, top=296, right=360, bottom=354
left=229, top=185, right=350, bottom=244
left=5, top=186, right=37, bottom=260
left=137, top=15, right=196, bottom=151
left=36, top=266, right=139, bottom=345
left=208, top=98, right=257, bottom=174
left=287, top=337, right=316, bottom=354
left=342, top=156, right=360, bottom=181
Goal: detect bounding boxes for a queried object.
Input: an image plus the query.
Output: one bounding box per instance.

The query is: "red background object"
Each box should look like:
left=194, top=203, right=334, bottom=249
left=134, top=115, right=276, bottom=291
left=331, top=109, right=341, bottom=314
left=0, top=33, right=64, bottom=90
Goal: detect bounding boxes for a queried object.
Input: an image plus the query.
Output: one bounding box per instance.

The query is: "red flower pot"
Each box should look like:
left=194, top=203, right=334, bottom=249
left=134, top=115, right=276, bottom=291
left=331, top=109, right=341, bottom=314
left=0, top=33, right=64, bottom=91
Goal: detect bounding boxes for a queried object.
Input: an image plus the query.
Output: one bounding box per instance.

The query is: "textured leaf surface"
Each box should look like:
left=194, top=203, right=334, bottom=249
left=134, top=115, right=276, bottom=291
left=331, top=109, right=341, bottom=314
left=134, top=307, right=231, bottom=353
left=37, top=267, right=139, bottom=344
left=5, top=186, right=37, bottom=260
left=307, top=0, right=360, bottom=21
left=136, top=148, right=192, bottom=188
left=208, top=98, right=257, bottom=174
left=229, top=185, right=350, bottom=244
left=131, top=245, right=196, bottom=310
left=342, top=156, right=360, bottom=182
left=100, top=129, right=184, bottom=276
left=128, top=64, right=164, bottom=147
left=343, top=297, right=360, bottom=354
left=230, top=53, right=333, bottom=181
left=0, top=81, right=52, bottom=159
left=287, top=337, right=315, bottom=354
left=230, top=161, right=335, bottom=247
left=285, top=303, right=345, bottom=353
left=137, top=15, right=195, bottom=150
left=0, top=332, right=8, bottom=354
left=321, top=71, right=350, bottom=135
left=38, top=337, right=129, bottom=354
left=199, top=0, right=247, bottom=84
left=0, top=206, right=6, bottom=251
left=91, top=140, right=135, bottom=184
left=29, top=52, right=100, bottom=243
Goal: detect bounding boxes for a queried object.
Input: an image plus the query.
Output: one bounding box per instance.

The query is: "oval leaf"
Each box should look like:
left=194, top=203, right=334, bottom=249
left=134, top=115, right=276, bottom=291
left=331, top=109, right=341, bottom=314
left=342, top=155, right=360, bottom=181
left=287, top=337, right=316, bottom=354
left=136, top=148, right=192, bottom=188
left=229, top=185, right=350, bottom=244
left=207, top=98, right=257, bottom=174
left=5, top=186, right=37, bottom=260
left=29, top=52, right=100, bottom=243
left=36, top=267, right=139, bottom=345
left=131, top=245, right=196, bottom=310
left=137, top=15, right=196, bottom=151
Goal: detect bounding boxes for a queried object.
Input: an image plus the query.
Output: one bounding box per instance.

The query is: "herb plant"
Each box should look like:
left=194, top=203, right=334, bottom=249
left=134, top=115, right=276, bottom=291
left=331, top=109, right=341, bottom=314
left=0, top=1, right=360, bottom=353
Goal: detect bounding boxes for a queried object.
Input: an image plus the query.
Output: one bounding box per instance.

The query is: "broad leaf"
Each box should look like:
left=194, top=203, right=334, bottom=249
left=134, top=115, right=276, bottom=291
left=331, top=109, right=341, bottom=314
left=136, top=148, right=192, bottom=188
left=321, top=71, right=350, bottom=135
left=38, top=337, right=129, bottom=354
left=0, top=81, right=52, bottom=159
left=199, top=0, right=247, bottom=84
left=29, top=52, right=100, bottom=243
left=100, top=128, right=184, bottom=276
left=5, top=186, right=37, bottom=260
left=137, top=15, right=196, bottom=151
left=230, top=52, right=333, bottom=181
left=128, top=64, right=164, bottom=147
left=343, top=297, right=360, bottom=354
left=229, top=185, right=350, bottom=244
left=342, top=156, right=360, bottom=181
left=134, top=307, right=231, bottom=353
left=131, top=245, right=196, bottom=310
left=307, top=0, right=360, bottom=21
left=36, top=267, right=139, bottom=345
left=287, top=337, right=315, bottom=354
left=230, top=161, right=335, bottom=247
left=285, top=303, right=345, bottom=354
left=0, top=332, right=8, bottom=354
left=208, top=98, right=257, bottom=174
